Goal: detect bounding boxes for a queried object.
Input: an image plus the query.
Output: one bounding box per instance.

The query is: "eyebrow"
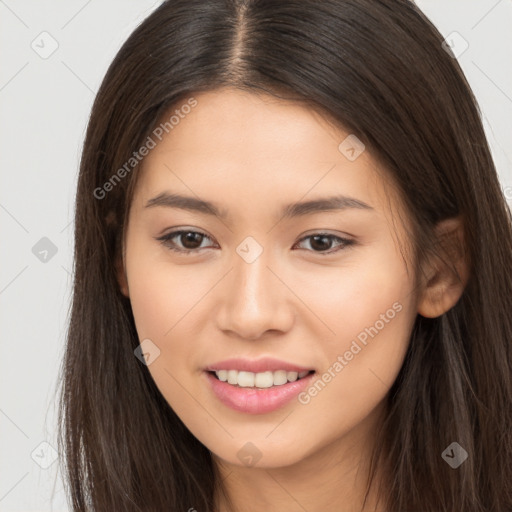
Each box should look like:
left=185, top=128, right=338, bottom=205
left=144, top=192, right=373, bottom=220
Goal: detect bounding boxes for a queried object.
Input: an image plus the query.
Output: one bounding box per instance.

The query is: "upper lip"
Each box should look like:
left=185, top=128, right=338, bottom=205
left=205, top=357, right=314, bottom=373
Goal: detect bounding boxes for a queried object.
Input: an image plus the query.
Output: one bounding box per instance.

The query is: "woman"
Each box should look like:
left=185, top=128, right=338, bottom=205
left=58, top=0, right=512, bottom=510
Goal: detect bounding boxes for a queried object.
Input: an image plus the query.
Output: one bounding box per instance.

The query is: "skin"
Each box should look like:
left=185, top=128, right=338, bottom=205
left=117, top=87, right=467, bottom=512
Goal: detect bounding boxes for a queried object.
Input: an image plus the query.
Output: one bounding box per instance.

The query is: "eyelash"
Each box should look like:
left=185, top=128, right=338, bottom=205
left=155, top=229, right=355, bottom=256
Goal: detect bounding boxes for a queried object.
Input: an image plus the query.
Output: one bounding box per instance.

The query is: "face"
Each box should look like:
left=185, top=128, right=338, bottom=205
left=119, top=87, right=420, bottom=469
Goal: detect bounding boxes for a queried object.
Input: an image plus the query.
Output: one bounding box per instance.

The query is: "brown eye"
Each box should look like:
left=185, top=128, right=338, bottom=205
left=179, top=232, right=205, bottom=249
left=294, top=233, right=354, bottom=255
left=155, top=230, right=354, bottom=256
left=156, top=230, right=214, bottom=254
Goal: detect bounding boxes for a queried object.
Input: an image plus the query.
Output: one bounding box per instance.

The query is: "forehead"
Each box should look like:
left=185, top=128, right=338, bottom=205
left=155, top=88, right=345, bottom=162
left=130, top=87, right=402, bottom=224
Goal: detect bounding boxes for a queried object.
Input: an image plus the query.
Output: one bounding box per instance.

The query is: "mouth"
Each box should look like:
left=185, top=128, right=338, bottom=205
left=204, top=368, right=317, bottom=414
left=207, top=369, right=315, bottom=389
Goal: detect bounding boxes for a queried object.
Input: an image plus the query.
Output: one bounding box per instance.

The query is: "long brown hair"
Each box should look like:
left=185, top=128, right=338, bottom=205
left=57, top=0, right=512, bottom=510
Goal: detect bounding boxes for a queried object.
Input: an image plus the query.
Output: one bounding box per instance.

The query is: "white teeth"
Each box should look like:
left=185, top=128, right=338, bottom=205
left=287, top=371, right=298, bottom=382
left=227, top=370, right=238, bottom=385
left=273, top=370, right=288, bottom=385
left=254, top=371, right=274, bottom=388
left=213, top=369, right=312, bottom=388
left=237, top=371, right=255, bottom=387
left=216, top=370, right=228, bottom=382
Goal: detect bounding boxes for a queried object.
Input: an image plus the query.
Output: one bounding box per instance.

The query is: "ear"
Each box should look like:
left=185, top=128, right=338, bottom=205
left=115, top=254, right=130, bottom=298
left=417, top=216, right=469, bottom=318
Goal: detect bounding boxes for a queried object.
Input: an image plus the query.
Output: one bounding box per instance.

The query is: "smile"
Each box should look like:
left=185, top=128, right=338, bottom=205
left=211, top=369, right=312, bottom=388
left=204, top=370, right=316, bottom=414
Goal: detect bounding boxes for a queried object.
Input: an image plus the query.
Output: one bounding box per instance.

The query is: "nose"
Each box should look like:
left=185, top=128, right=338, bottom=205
left=215, top=248, right=295, bottom=340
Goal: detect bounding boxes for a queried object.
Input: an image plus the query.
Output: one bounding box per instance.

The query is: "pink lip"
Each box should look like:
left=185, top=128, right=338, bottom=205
left=205, top=357, right=314, bottom=373
left=204, top=370, right=316, bottom=414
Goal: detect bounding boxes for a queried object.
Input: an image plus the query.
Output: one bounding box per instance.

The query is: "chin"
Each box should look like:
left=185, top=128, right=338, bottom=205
left=207, top=435, right=315, bottom=470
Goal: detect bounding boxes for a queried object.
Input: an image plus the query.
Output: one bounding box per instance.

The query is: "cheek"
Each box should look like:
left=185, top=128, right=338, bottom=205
left=124, top=241, right=218, bottom=395
left=296, top=243, right=415, bottom=431
left=125, top=250, right=209, bottom=424
left=125, top=242, right=211, bottom=340
left=292, top=237, right=413, bottom=347
left=300, top=304, right=413, bottom=448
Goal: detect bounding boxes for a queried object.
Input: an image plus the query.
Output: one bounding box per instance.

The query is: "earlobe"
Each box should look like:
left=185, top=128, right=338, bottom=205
left=417, top=216, right=469, bottom=318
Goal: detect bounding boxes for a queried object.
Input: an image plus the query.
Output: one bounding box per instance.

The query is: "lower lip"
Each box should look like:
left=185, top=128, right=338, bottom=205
left=204, top=371, right=315, bottom=414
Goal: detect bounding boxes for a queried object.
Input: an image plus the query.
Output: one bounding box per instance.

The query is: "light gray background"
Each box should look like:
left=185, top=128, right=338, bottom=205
left=1, top=1, right=511, bottom=510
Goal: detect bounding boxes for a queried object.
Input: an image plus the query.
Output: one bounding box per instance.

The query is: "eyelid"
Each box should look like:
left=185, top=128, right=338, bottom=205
left=293, top=232, right=355, bottom=254
left=156, top=228, right=217, bottom=254
left=156, top=228, right=355, bottom=255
